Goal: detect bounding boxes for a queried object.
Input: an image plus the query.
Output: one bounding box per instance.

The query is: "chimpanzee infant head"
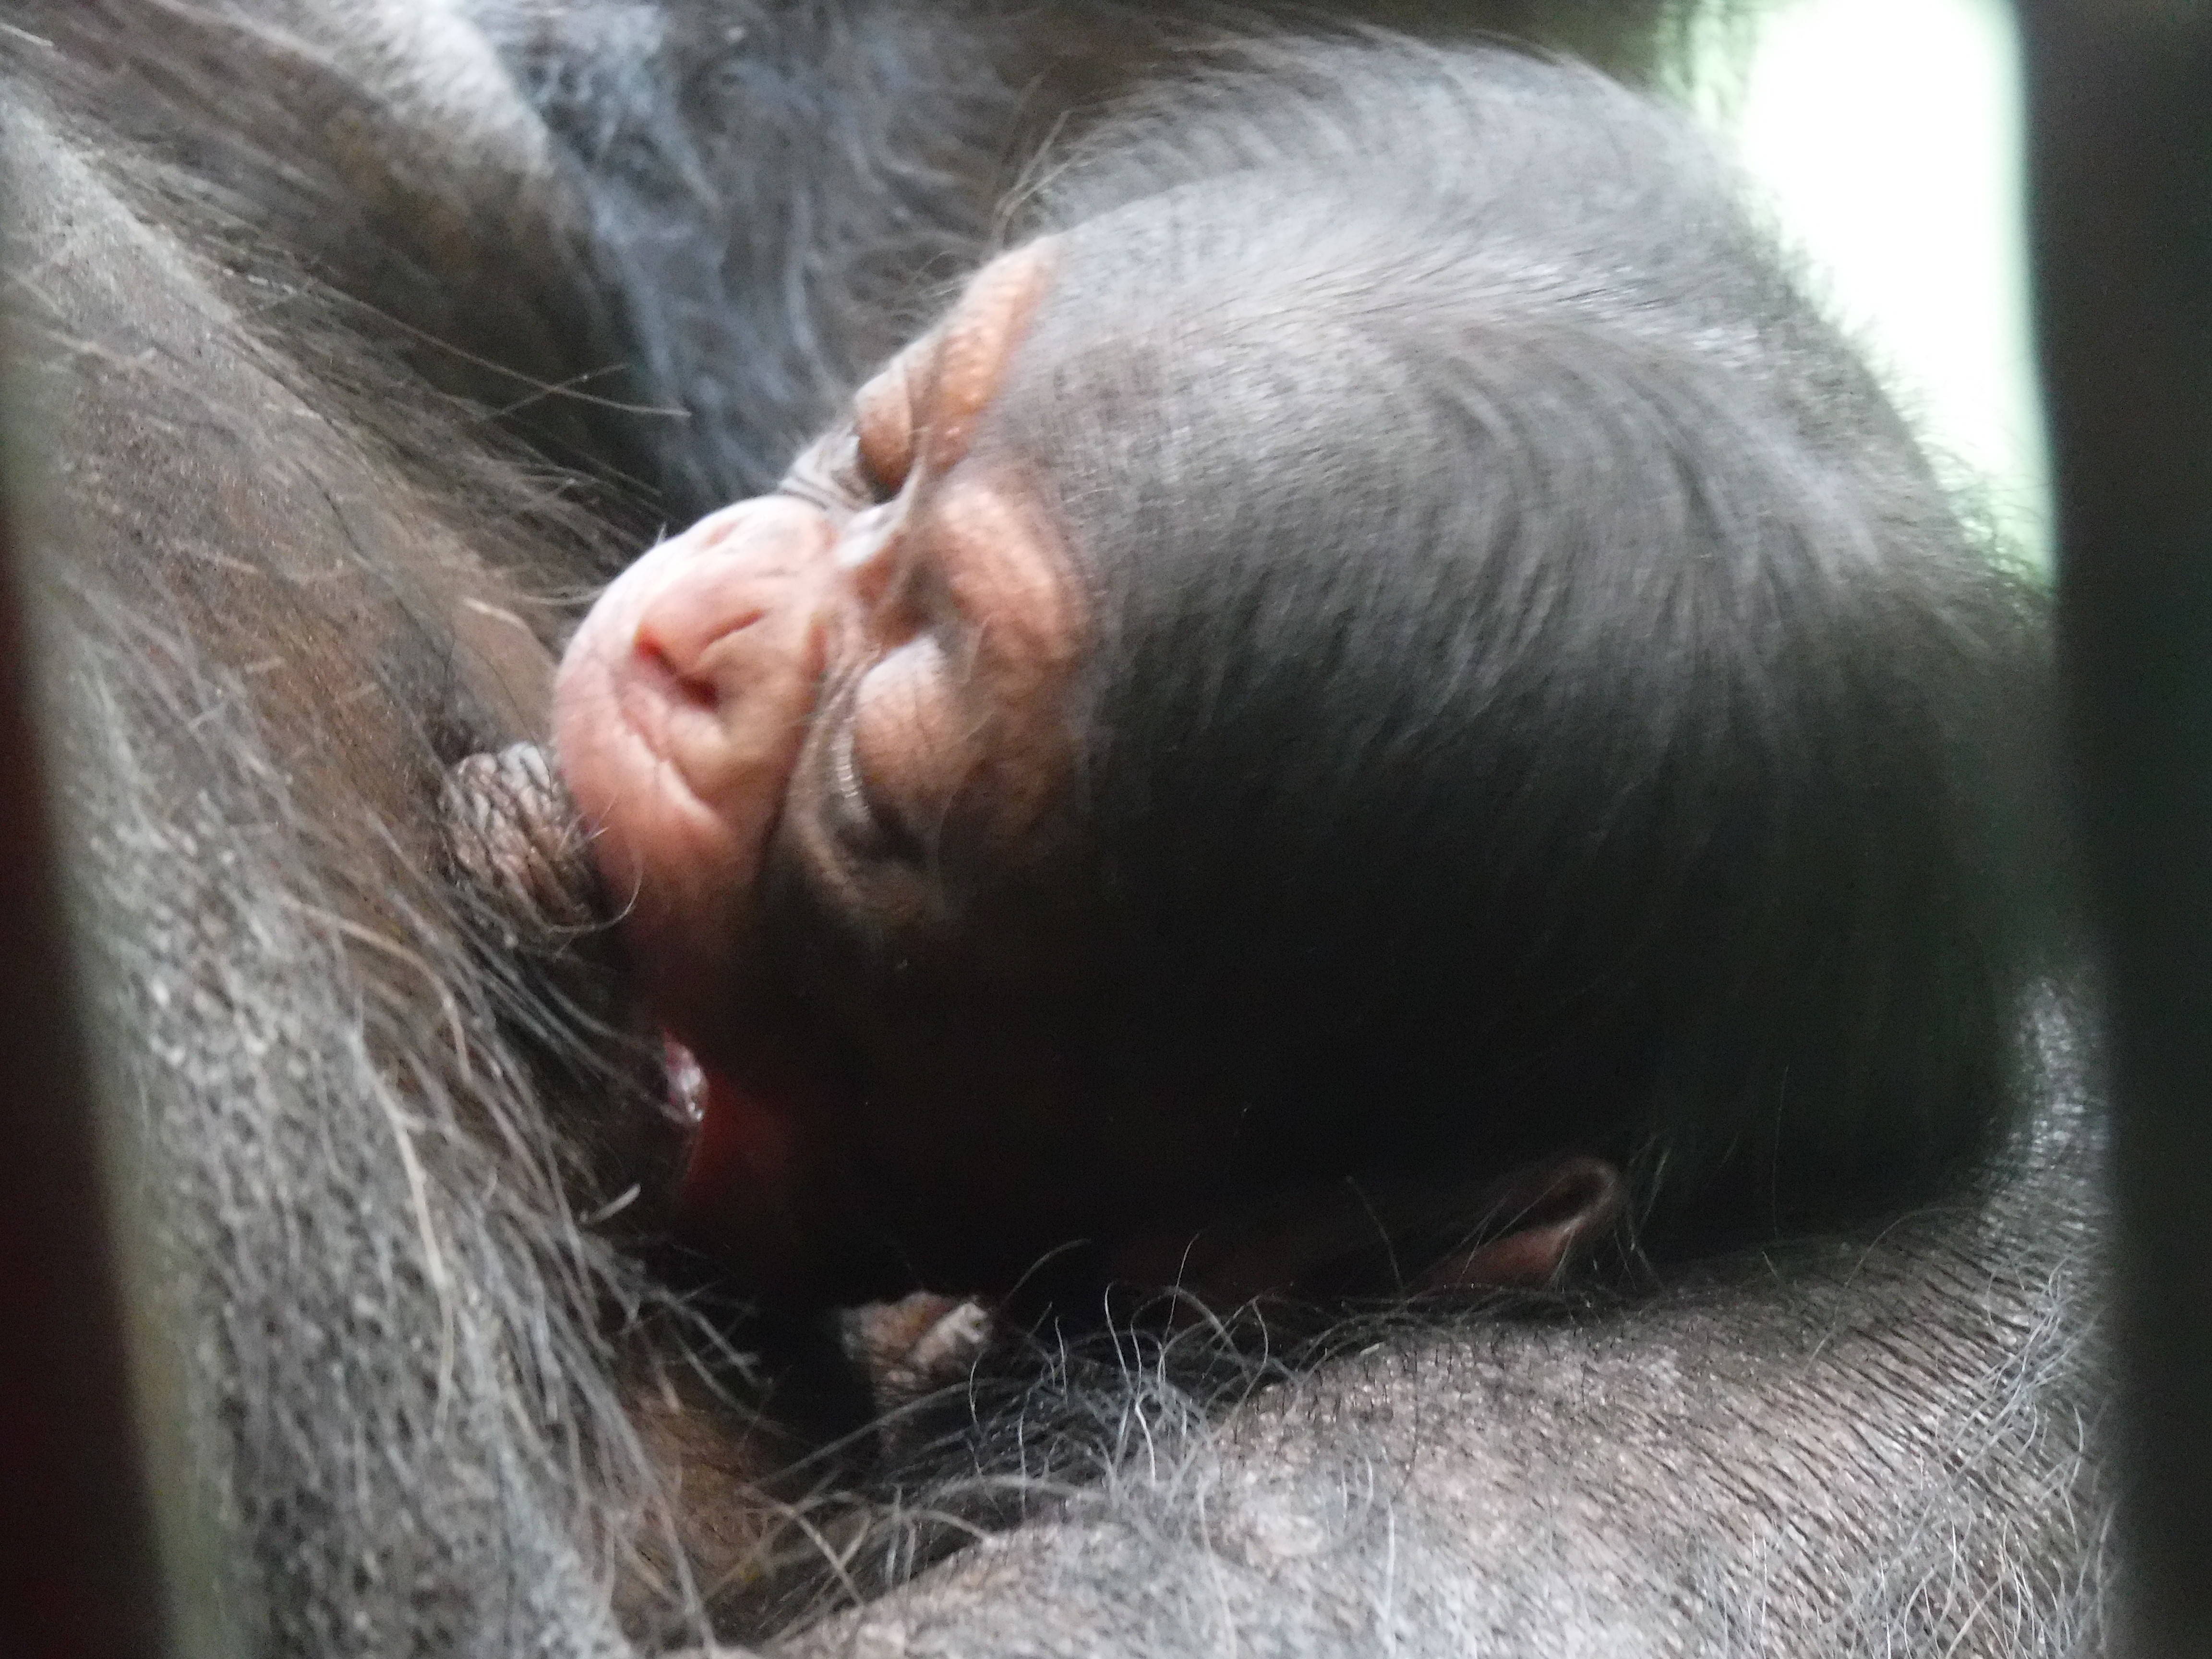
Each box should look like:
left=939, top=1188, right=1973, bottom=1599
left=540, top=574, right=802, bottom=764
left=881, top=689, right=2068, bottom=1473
left=550, top=44, right=2053, bottom=1311
left=557, top=240, right=1300, bottom=1304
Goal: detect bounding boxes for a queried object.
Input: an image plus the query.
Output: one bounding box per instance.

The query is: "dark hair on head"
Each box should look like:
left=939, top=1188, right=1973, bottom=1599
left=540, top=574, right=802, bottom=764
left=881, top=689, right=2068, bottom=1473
left=978, top=38, right=2059, bottom=1249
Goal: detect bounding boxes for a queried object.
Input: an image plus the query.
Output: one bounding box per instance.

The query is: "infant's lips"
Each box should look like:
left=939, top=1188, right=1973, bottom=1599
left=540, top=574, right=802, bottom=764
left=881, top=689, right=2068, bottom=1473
left=662, top=1032, right=821, bottom=1296
left=663, top=1035, right=708, bottom=1131
left=677, top=1063, right=794, bottom=1219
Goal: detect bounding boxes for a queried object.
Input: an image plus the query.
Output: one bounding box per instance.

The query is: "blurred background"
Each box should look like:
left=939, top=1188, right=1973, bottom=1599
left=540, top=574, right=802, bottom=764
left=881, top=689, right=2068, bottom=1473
left=1705, top=0, right=2048, bottom=565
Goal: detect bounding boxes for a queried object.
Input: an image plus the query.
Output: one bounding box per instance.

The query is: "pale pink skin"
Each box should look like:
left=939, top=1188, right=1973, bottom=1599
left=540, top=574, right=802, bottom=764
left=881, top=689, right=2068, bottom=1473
left=552, top=243, right=1076, bottom=1073
left=552, top=496, right=839, bottom=1042
left=546, top=245, right=1085, bottom=1294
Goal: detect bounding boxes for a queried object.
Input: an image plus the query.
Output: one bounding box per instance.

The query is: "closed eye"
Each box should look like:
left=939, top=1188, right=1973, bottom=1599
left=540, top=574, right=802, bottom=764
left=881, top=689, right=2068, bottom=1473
left=826, top=712, right=924, bottom=863
left=782, top=423, right=892, bottom=515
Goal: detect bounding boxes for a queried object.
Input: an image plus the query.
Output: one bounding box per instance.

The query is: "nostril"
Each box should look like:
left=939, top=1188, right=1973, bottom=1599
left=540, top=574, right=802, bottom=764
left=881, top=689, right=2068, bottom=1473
left=637, top=636, right=720, bottom=713
left=634, top=588, right=771, bottom=694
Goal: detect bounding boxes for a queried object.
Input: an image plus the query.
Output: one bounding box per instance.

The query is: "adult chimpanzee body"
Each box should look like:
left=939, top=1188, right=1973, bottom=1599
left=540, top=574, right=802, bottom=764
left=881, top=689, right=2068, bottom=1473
left=1, top=2, right=2111, bottom=1656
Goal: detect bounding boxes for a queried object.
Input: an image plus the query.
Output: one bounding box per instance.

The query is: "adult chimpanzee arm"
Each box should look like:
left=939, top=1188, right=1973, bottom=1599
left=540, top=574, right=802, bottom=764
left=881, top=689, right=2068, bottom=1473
left=0, top=68, right=704, bottom=1656
left=778, top=1090, right=2110, bottom=1659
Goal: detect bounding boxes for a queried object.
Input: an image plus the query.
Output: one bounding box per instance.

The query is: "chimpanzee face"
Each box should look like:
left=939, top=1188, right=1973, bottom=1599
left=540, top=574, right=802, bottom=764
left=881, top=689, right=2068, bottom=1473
left=555, top=242, right=1081, bottom=1051
left=553, top=236, right=1636, bottom=1306
left=553, top=242, right=1214, bottom=1298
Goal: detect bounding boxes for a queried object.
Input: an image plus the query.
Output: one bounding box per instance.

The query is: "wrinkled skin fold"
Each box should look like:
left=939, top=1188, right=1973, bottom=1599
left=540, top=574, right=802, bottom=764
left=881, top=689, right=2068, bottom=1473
left=0, top=1, right=2115, bottom=1655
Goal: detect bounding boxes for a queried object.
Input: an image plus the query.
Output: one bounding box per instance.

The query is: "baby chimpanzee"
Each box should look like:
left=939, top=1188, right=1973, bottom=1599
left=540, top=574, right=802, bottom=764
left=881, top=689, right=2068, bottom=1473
left=469, top=40, right=2056, bottom=1315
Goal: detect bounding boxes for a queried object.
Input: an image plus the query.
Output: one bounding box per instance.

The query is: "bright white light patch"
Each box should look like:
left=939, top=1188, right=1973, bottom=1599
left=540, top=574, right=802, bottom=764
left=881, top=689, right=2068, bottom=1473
left=1714, top=0, right=2050, bottom=565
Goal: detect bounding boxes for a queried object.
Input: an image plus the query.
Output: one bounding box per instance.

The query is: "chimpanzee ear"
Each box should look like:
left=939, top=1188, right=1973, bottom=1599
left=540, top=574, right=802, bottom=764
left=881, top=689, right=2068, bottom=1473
left=1417, top=1155, right=1625, bottom=1291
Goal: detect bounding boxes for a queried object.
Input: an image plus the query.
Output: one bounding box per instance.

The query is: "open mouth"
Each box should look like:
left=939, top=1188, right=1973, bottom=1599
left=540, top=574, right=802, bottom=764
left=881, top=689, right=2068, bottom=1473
left=659, top=1028, right=826, bottom=1298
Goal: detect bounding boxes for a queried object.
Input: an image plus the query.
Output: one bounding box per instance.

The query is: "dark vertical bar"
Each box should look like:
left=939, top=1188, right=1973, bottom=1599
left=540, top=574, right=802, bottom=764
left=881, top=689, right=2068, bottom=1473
left=2021, top=4, right=2212, bottom=1652
left=0, top=232, right=170, bottom=1659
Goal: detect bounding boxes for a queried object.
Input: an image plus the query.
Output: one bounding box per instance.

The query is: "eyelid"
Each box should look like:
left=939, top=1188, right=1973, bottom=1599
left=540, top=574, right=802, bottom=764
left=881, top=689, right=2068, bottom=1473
left=856, top=360, right=918, bottom=495
left=828, top=659, right=934, bottom=863
left=781, top=422, right=891, bottom=514
left=833, top=424, right=894, bottom=505
left=827, top=714, right=906, bottom=858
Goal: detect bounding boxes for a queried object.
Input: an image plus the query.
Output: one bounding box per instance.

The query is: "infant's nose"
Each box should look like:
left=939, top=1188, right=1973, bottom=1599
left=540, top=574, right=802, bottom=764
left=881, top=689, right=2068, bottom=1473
left=626, top=497, right=835, bottom=697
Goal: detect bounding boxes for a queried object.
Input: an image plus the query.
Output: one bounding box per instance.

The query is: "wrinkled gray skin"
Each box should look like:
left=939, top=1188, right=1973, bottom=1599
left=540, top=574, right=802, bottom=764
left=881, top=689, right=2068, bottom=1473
left=1, top=1, right=2114, bottom=1656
